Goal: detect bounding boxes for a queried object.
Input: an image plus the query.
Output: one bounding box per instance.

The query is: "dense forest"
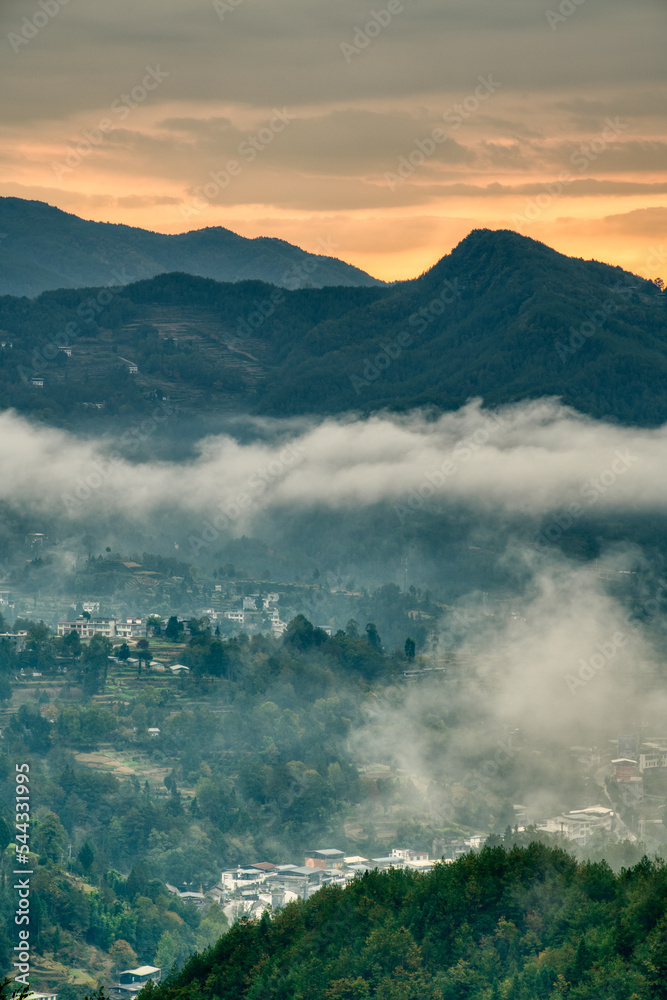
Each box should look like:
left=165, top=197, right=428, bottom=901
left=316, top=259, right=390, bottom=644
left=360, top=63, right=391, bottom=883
left=0, top=228, right=665, bottom=427
left=147, top=843, right=667, bottom=1000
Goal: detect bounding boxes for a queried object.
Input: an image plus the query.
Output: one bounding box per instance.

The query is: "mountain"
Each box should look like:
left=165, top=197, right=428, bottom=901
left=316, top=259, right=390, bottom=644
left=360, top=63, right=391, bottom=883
left=258, top=228, right=667, bottom=423
left=0, top=197, right=383, bottom=296
left=0, top=229, right=664, bottom=427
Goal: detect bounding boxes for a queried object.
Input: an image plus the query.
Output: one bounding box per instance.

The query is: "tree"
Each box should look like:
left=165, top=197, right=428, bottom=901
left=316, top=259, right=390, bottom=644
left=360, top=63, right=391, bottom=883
left=186, top=617, right=203, bottom=636
left=108, top=939, right=138, bottom=972
left=346, top=619, right=360, bottom=639
left=32, top=813, right=67, bottom=863
left=365, top=622, right=382, bottom=652
left=0, top=977, right=31, bottom=1000
left=404, top=637, right=416, bottom=660
left=116, top=642, right=130, bottom=661
left=196, top=906, right=228, bottom=951
left=165, top=616, right=181, bottom=641
left=0, top=816, right=12, bottom=851
left=136, top=638, right=151, bottom=674
left=154, top=931, right=177, bottom=972
left=78, top=841, right=95, bottom=874
left=284, top=615, right=328, bottom=651
left=62, top=629, right=82, bottom=663
left=204, top=640, right=227, bottom=677
left=323, top=979, right=371, bottom=1000
left=147, top=615, right=163, bottom=636
left=81, top=634, right=112, bottom=696
left=0, top=676, right=11, bottom=703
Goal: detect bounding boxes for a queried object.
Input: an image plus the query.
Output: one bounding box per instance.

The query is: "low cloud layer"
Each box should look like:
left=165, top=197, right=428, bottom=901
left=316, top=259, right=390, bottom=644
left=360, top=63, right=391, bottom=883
left=1, top=400, right=665, bottom=532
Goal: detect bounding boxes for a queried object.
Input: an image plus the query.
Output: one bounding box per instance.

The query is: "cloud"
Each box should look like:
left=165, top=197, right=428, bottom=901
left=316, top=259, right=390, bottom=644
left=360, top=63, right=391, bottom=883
left=598, top=206, right=667, bottom=238
left=349, top=547, right=666, bottom=828
left=3, top=394, right=666, bottom=829
left=0, top=400, right=665, bottom=531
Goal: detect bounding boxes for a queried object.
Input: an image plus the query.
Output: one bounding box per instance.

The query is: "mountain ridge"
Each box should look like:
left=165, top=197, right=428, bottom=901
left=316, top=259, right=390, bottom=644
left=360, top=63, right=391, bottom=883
left=0, top=226, right=664, bottom=428
left=0, top=197, right=384, bottom=297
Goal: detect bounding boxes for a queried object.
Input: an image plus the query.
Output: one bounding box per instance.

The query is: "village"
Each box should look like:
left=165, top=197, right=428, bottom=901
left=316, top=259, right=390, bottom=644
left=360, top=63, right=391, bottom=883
left=4, top=560, right=667, bottom=1000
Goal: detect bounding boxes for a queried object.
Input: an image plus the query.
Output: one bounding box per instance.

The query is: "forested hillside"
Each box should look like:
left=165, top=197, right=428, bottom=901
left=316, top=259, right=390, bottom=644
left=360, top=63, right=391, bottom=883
left=0, top=229, right=665, bottom=427
left=149, top=843, right=667, bottom=1000
left=2, top=600, right=636, bottom=991
left=256, top=229, right=667, bottom=422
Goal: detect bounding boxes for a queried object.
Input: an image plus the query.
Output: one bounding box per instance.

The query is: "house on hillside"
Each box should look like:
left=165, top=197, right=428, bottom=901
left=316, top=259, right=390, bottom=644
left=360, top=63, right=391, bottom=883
left=267, top=866, right=323, bottom=896
left=179, top=890, right=207, bottom=907
left=538, top=805, right=615, bottom=846
left=225, top=610, right=245, bottom=623
left=207, top=882, right=226, bottom=905
left=119, top=357, right=139, bottom=374
left=57, top=616, right=117, bottom=638
left=115, top=617, right=146, bottom=638
left=391, top=848, right=430, bottom=862
left=304, top=849, right=345, bottom=871
left=109, top=967, right=161, bottom=1000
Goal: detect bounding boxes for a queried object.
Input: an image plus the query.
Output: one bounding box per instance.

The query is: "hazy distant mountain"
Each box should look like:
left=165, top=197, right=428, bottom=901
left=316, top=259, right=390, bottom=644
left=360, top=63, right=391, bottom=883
left=0, top=228, right=664, bottom=427
left=0, top=197, right=384, bottom=296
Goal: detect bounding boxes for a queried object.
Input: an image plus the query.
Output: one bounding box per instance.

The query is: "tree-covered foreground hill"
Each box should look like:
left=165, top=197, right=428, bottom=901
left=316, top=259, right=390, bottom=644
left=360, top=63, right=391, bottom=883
left=150, top=844, right=667, bottom=1000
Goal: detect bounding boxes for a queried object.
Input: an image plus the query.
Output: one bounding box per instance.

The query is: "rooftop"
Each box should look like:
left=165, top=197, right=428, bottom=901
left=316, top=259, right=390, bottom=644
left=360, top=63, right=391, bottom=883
left=306, top=848, right=345, bottom=857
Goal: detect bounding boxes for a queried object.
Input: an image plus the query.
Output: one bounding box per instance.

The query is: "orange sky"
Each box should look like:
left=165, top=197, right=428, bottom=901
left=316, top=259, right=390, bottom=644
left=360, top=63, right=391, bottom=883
left=1, top=0, right=666, bottom=282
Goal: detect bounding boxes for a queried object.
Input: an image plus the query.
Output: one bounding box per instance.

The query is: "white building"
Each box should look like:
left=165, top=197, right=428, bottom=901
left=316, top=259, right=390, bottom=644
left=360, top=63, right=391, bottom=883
left=538, top=805, right=615, bottom=846
left=57, top=617, right=117, bottom=638
left=391, top=848, right=430, bottom=862
left=57, top=616, right=146, bottom=639
left=638, top=745, right=667, bottom=772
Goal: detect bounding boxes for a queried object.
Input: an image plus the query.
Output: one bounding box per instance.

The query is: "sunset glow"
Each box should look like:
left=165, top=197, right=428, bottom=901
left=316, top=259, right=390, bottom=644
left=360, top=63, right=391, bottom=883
left=1, top=0, right=666, bottom=280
